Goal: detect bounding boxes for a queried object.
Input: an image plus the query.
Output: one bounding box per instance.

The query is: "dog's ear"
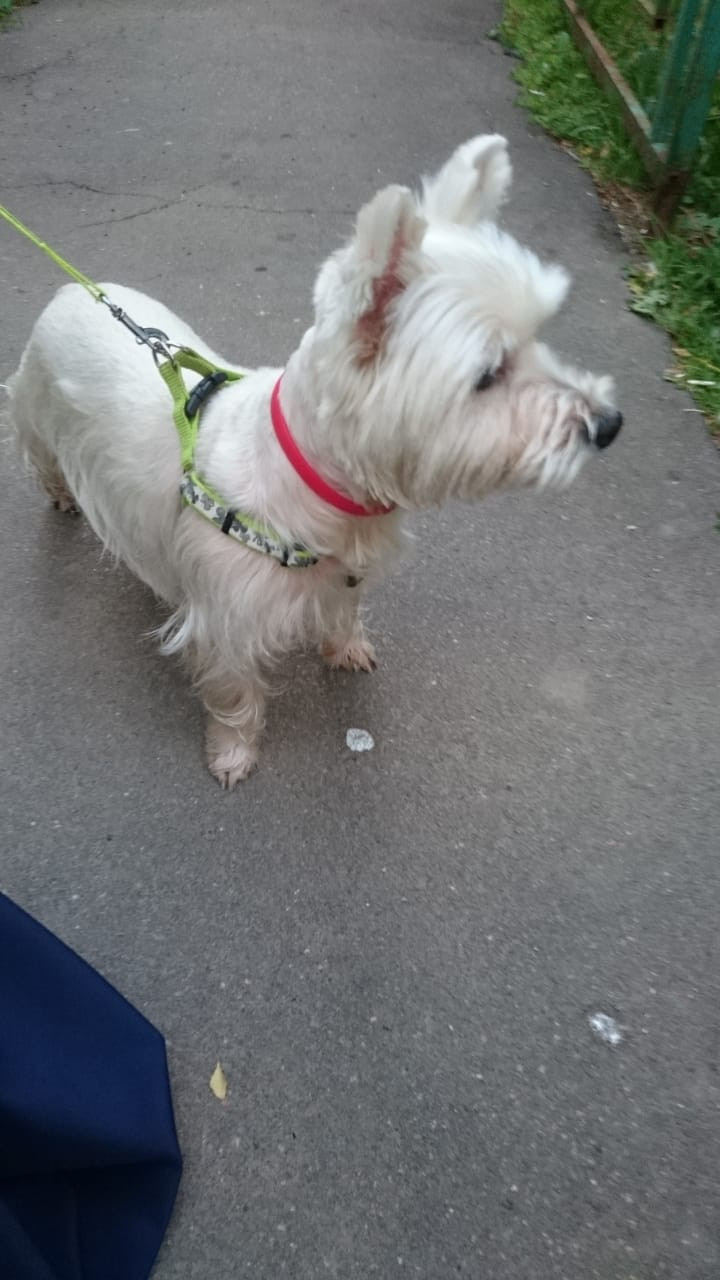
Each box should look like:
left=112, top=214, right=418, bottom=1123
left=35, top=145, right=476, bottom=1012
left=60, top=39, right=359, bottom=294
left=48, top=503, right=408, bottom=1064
left=344, top=185, right=427, bottom=361
left=420, top=135, right=512, bottom=226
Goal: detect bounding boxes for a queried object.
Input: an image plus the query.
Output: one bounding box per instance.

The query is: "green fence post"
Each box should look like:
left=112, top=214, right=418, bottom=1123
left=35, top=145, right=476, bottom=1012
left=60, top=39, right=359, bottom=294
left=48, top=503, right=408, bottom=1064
left=650, top=0, right=703, bottom=158
left=650, top=0, right=720, bottom=220
left=665, top=0, right=720, bottom=168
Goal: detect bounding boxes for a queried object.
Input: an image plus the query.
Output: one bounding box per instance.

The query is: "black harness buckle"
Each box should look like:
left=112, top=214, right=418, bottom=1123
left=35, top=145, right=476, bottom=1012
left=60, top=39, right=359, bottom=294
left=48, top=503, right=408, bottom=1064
left=185, top=370, right=229, bottom=420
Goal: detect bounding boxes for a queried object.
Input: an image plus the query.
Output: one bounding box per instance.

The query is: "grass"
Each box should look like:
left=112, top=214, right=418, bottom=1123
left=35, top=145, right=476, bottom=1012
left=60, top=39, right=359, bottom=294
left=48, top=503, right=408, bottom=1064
left=498, top=0, right=720, bottom=435
left=0, top=0, right=36, bottom=23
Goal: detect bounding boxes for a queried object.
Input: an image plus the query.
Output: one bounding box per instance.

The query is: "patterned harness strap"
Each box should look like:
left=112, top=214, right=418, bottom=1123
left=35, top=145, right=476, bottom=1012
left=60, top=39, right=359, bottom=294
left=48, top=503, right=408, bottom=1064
left=179, top=473, right=318, bottom=567
left=157, top=350, right=319, bottom=569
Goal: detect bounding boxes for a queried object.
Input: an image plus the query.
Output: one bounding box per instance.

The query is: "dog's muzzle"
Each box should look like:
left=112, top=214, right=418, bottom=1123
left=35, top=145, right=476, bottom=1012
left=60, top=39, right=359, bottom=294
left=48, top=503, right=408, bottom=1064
left=592, top=408, right=623, bottom=450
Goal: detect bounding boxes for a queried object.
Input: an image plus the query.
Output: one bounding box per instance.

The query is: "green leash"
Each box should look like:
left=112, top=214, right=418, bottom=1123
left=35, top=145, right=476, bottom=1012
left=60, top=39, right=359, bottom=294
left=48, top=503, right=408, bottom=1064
left=0, top=200, right=179, bottom=361
left=0, top=202, right=319, bottom=568
left=0, top=202, right=106, bottom=302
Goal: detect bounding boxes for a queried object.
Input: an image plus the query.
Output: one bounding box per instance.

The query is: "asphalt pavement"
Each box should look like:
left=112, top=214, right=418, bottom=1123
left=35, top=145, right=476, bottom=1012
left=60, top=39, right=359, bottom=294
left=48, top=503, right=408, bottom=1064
left=1, top=2, right=719, bottom=1277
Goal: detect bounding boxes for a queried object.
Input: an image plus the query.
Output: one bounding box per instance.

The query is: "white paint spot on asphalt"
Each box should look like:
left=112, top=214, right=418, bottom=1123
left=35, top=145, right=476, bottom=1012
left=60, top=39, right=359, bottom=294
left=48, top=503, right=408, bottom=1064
left=589, top=1012, right=623, bottom=1046
left=346, top=728, right=374, bottom=752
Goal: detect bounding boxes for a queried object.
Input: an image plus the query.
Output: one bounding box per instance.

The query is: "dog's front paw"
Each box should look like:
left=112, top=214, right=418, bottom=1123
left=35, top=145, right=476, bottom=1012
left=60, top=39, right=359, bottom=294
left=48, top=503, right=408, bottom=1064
left=208, top=742, right=258, bottom=789
left=321, top=637, right=378, bottom=672
left=206, top=720, right=258, bottom=789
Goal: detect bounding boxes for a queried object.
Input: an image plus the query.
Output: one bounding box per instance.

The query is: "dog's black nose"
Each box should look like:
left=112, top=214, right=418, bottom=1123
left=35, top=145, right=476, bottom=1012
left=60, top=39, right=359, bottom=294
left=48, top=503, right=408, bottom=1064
left=594, top=409, right=623, bottom=449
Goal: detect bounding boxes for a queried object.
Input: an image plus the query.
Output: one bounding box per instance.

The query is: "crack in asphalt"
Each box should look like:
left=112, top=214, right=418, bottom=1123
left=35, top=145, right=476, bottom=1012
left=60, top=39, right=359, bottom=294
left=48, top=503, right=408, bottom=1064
left=2, top=181, right=354, bottom=227
left=3, top=179, right=159, bottom=200
left=78, top=198, right=354, bottom=229
left=0, top=50, right=76, bottom=84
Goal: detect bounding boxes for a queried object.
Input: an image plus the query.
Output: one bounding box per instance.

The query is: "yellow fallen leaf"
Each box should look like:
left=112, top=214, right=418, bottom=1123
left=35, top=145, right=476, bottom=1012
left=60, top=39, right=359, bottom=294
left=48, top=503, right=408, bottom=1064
left=210, top=1062, right=228, bottom=1101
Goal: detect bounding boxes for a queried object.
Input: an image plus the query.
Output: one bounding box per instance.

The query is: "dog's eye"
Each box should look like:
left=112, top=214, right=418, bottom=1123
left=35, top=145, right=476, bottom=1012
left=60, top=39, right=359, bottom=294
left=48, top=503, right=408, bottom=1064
left=474, top=356, right=508, bottom=393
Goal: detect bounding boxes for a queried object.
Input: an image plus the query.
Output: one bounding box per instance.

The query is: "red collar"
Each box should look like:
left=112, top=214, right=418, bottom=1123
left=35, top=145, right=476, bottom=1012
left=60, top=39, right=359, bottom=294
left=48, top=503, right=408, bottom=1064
left=270, top=376, right=395, bottom=517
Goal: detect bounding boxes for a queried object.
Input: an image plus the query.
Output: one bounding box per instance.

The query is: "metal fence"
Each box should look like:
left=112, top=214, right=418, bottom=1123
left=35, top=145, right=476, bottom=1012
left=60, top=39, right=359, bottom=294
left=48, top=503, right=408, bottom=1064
left=561, top=0, right=720, bottom=222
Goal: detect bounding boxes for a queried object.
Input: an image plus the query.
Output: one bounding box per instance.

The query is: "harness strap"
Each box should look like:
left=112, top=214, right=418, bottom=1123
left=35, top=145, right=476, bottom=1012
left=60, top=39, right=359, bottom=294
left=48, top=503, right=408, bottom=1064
left=179, top=472, right=319, bottom=567
left=157, top=349, right=320, bottom=568
left=156, top=349, right=244, bottom=472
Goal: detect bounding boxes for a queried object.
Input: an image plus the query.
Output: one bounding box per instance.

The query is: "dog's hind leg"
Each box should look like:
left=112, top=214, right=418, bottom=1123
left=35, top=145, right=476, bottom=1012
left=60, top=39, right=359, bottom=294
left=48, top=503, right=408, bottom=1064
left=10, top=388, right=79, bottom=513
left=8, top=353, right=79, bottom=514
left=27, top=436, right=79, bottom=514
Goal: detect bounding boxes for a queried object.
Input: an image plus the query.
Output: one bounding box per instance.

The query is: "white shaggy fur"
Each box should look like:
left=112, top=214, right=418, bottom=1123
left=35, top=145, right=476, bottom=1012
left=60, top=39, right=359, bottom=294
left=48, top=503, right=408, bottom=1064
left=8, top=136, right=620, bottom=787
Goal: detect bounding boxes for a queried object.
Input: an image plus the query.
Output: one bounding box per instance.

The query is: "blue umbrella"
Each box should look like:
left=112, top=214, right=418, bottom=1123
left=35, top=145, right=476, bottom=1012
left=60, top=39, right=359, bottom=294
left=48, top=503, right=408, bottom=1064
left=0, top=894, right=182, bottom=1280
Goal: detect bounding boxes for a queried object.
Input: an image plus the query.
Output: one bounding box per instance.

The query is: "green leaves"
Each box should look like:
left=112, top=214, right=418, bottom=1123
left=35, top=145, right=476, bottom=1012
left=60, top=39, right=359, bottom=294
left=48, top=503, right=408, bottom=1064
left=500, top=0, right=720, bottom=435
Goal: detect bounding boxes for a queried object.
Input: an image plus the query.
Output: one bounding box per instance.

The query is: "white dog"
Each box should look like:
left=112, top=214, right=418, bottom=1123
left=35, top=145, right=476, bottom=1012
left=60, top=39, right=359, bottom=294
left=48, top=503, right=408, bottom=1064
left=8, top=136, right=621, bottom=787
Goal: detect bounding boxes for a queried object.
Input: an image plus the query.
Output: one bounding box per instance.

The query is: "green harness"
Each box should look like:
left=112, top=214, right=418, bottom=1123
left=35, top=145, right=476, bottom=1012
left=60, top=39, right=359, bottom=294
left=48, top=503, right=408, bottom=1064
left=0, top=203, right=319, bottom=570
left=157, top=351, right=318, bottom=568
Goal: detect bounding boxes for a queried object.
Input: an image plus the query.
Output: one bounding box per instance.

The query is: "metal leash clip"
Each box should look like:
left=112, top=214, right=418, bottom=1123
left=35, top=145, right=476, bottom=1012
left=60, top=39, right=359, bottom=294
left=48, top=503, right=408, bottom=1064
left=101, top=297, right=176, bottom=365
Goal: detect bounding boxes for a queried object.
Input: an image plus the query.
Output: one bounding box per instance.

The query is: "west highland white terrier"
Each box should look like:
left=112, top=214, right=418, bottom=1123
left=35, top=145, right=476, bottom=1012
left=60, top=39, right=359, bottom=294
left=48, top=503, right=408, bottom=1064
left=8, top=136, right=622, bottom=787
